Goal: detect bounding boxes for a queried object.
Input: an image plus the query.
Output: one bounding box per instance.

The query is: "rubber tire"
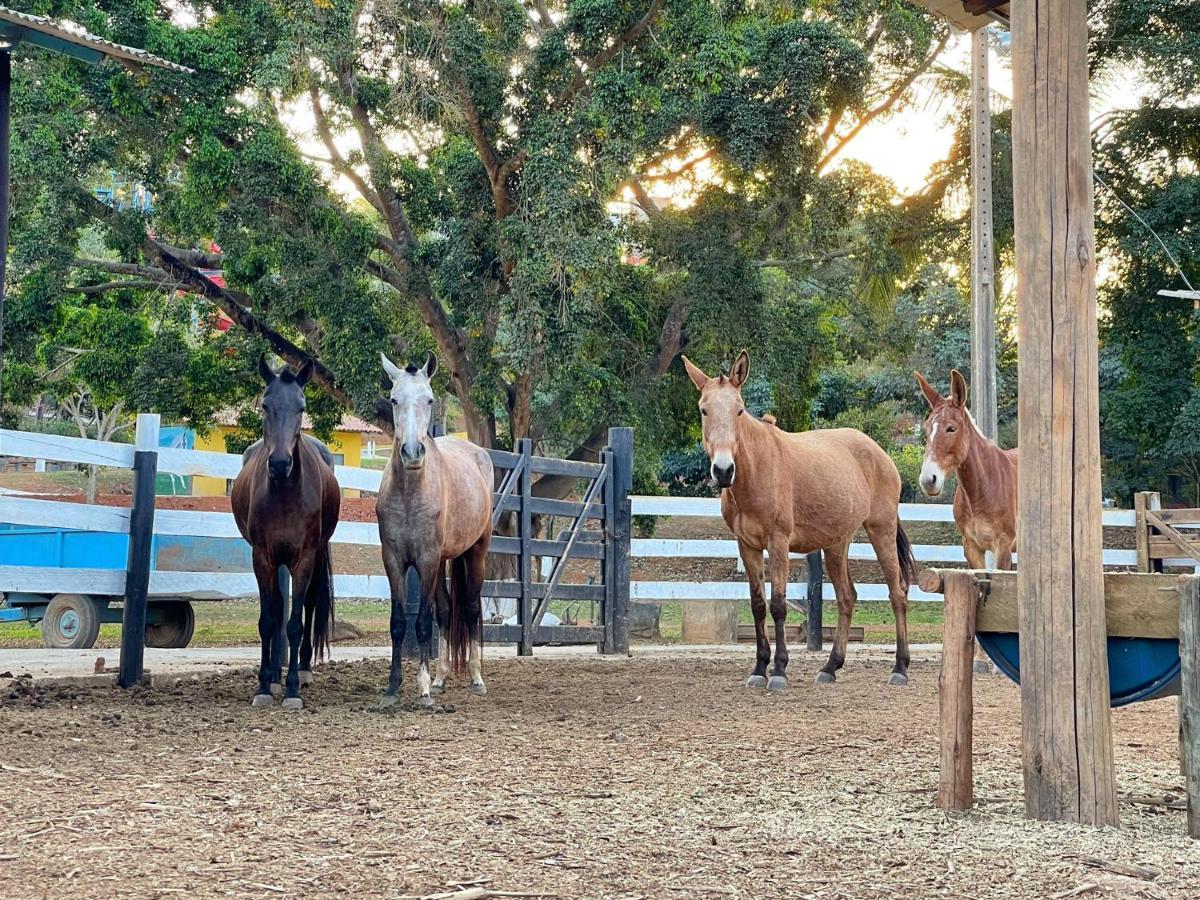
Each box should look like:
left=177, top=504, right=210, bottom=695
left=145, top=600, right=195, bottom=649
left=42, top=594, right=102, bottom=650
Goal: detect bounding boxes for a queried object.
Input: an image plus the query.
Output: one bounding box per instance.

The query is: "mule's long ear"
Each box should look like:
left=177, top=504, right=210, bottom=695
left=381, top=352, right=403, bottom=383
left=729, top=350, right=750, bottom=388
left=258, top=354, right=275, bottom=384
left=914, top=370, right=941, bottom=410
left=295, top=359, right=314, bottom=387
left=681, top=356, right=710, bottom=391
left=950, top=369, right=969, bottom=407
left=424, top=351, right=438, bottom=380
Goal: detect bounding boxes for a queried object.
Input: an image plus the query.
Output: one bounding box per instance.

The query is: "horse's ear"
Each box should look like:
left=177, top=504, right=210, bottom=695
left=295, top=359, right=314, bottom=387
left=950, top=369, right=969, bottom=407
left=380, top=352, right=403, bottom=383
left=258, top=354, right=275, bottom=384
left=914, top=371, right=941, bottom=410
left=681, top=356, right=710, bottom=391
left=424, top=352, right=438, bottom=380
left=730, top=350, right=750, bottom=388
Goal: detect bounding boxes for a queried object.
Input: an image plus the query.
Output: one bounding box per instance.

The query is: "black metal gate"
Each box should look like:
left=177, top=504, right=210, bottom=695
left=479, top=427, right=631, bottom=655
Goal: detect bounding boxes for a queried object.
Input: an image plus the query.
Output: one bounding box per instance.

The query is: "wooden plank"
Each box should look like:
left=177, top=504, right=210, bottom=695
left=1011, top=0, right=1118, bottom=826
left=970, top=26, right=998, bottom=440
left=528, top=456, right=606, bottom=478
left=483, top=624, right=605, bottom=645
left=489, top=536, right=605, bottom=559
left=494, top=494, right=606, bottom=519
left=0, top=429, right=135, bottom=469
left=1149, top=537, right=1200, bottom=563
left=937, top=571, right=979, bottom=811
left=1181, top=576, right=1200, bottom=838
left=1145, top=507, right=1200, bottom=525
left=1145, top=512, right=1200, bottom=565
left=486, top=448, right=522, bottom=468
left=0, top=496, right=130, bottom=533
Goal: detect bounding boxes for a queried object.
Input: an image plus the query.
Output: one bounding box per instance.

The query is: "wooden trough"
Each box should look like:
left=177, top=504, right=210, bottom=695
left=919, top=567, right=1200, bottom=838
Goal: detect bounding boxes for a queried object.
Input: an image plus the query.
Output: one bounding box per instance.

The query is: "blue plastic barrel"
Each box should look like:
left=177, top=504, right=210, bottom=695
left=978, top=632, right=1181, bottom=707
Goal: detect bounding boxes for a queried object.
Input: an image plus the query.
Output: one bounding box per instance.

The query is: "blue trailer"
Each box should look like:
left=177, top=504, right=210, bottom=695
left=0, top=523, right=251, bottom=649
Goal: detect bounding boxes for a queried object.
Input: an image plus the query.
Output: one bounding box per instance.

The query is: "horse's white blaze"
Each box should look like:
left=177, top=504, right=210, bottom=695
left=433, top=633, right=449, bottom=687
left=468, top=641, right=485, bottom=688
left=920, top=424, right=945, bottom=495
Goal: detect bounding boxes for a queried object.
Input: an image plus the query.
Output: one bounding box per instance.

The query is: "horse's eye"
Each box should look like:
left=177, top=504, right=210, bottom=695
left=700, top=409, right=708, bottom=416
left=427, top=398, right=434, bottom=406
left=737, top=409, right=744, bottom=416
left=390, top=398, right=398, bottom=406
left=946, top=426, right=957, bottom=433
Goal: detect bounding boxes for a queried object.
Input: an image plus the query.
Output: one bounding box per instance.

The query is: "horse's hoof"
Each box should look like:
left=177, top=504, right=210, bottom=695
left=815, top=671, right=836, bottom=684
left=418, top=695, right=434, bottom=709
left=377, top=694, right=399, bottom=709
left=746, top=674, right=768, bottom=689
left=269, top=682, right=283, bottom=699
left=251, top=693, right=274, bottom=708
left=282, top=696, right=304, bottom=711
left=430, top=683, right=446, bottom=695
left=973, top=660, right=992, bottom=675
left=468, top=682, right=487, bottom=697
left=299, top=670, right=314, bottom=687
left=888, top=672, right=909, bottom=687
left=767, top=675, right=788, bottom=693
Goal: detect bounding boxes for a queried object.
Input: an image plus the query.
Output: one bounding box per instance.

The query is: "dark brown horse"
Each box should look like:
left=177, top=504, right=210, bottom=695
left=231, top=357, right=340, bottom=710
left=376, top=353, right=493, bottom=708
left=914, top=370, right=1018, bottom=569
left=684, top=351, right=916, bottom=689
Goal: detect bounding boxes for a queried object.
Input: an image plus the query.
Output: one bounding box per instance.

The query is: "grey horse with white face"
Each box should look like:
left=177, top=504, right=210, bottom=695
left=375, top=352, right=494, bottom=707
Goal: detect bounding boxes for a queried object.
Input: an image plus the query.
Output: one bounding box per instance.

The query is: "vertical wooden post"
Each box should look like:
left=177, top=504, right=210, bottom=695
left=1134, top=491, right=1162, bottom=573
left=1011, top=0, right=1119, bottom=826
left=516, top=438, right=534, bottom=657
left=970, top=27, right=997, bottom=441
left=118, top=414, right=159, bottom=688
left=937, top=570, right=979, bottom=811
left=1181, top=576, right=1200, bottom=838
left=806, top=551, right=823, bottom=651
left=606, top=427, right=633, bottom=655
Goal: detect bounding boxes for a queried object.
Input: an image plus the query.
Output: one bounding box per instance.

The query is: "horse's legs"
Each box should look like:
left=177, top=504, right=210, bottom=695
left=817, top=543, right=855, bottom=684
left=299, top=587, right=315, bottom=687
left=766, top=536, right=791, bottom=692
left=463, top=536, right=489, bottom=696
left=380, top=545, right=408, bottom=707
left=738, top=540, right=769, bottom=688
left=251, top=549, right=280, bottom=707
left=415, top=561, right=441, bottom=708
left=431, top=572, right=451, bottom=694
left=281, top=557, right=315, bottom=710
left=867, top=518, right=910, bottom=686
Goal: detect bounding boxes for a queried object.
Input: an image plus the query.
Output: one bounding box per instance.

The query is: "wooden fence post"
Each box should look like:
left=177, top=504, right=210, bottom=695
left=806, top=551, right=823, bottom=651
left=118, top=413, right=159, bottom=688
left=1011, top=0, right=1118, bottom=826
left=516, top=437, right=534, bottom=657
left=605, top=427, right=633, bottom=655
left=1181, top=576, right=1200, bottom=838
left=934, top=569, right=979, bottom=811
left=1135, top=491, right=1162, bottom=573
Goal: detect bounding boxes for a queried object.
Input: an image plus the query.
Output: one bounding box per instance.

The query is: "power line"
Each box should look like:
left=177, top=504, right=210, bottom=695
left=1093, top=170, right=1196, bottom=294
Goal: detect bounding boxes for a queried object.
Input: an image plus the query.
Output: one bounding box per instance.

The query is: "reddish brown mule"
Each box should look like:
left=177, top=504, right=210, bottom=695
left=914, top=370, right=1018, bottom=569
left=683, top=351, right=916, bottom=689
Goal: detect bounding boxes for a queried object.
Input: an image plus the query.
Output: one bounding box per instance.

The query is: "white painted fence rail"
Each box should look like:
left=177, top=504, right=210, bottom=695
left=0, top=426, right=1176, bottom=608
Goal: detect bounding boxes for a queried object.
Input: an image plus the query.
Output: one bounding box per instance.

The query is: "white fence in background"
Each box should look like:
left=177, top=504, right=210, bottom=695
left=0, top=427, right=1178, bottom=607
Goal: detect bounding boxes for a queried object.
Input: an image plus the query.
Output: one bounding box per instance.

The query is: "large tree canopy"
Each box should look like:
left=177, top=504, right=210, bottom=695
left=1, top=0, right=948, bottom=486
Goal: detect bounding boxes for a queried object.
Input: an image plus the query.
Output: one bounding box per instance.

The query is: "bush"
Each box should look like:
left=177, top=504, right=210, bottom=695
left=890, top=444, right=925, bottom=502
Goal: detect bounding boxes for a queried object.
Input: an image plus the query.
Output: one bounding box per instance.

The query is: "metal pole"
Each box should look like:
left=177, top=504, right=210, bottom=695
left=970, top=28, right=998, bottom=440
left=0, top=51, right=11, bottom=413
left=118, top=414, right=159, bottom=688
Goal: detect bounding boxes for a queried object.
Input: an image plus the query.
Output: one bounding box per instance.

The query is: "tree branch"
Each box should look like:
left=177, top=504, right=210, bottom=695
left=818, top=33, right=949, bottom=172
left=310, top=82, right=383, bottom=212
left=551, top=0, right=664, bottom=113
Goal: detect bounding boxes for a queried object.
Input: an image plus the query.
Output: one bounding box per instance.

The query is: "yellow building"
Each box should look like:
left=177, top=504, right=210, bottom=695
left=192, top=410, right=385, bottom=497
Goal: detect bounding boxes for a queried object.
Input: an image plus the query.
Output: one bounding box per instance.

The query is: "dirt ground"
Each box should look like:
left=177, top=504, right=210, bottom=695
left=0, top=653, right=1194, bottom=900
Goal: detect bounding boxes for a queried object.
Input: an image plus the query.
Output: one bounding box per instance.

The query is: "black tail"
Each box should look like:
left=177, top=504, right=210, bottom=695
left=312, top=544, right=336, bottom=660
left=447, top=555, right=474, bottom=673
left=895, top=524, right=917, bottom=590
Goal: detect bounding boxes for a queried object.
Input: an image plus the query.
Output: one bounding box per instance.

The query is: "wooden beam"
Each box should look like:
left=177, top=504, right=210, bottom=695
left=937, top=571, right=979, bottom=811
left=1181, top=576, right=1200, bottom=838
left=969, top=28, right=998, bottom=440
left=1011, top=0, right=1118, bottom=825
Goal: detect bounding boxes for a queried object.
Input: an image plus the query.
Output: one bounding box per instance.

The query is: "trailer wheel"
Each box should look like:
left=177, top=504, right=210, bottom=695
left=145, top=600, right=195, bottom=649
left=42, top=594, right=102, bottom=649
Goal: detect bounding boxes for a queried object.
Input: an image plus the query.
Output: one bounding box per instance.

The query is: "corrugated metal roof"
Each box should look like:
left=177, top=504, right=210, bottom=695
left=0, top=6, right=194, bottom=74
